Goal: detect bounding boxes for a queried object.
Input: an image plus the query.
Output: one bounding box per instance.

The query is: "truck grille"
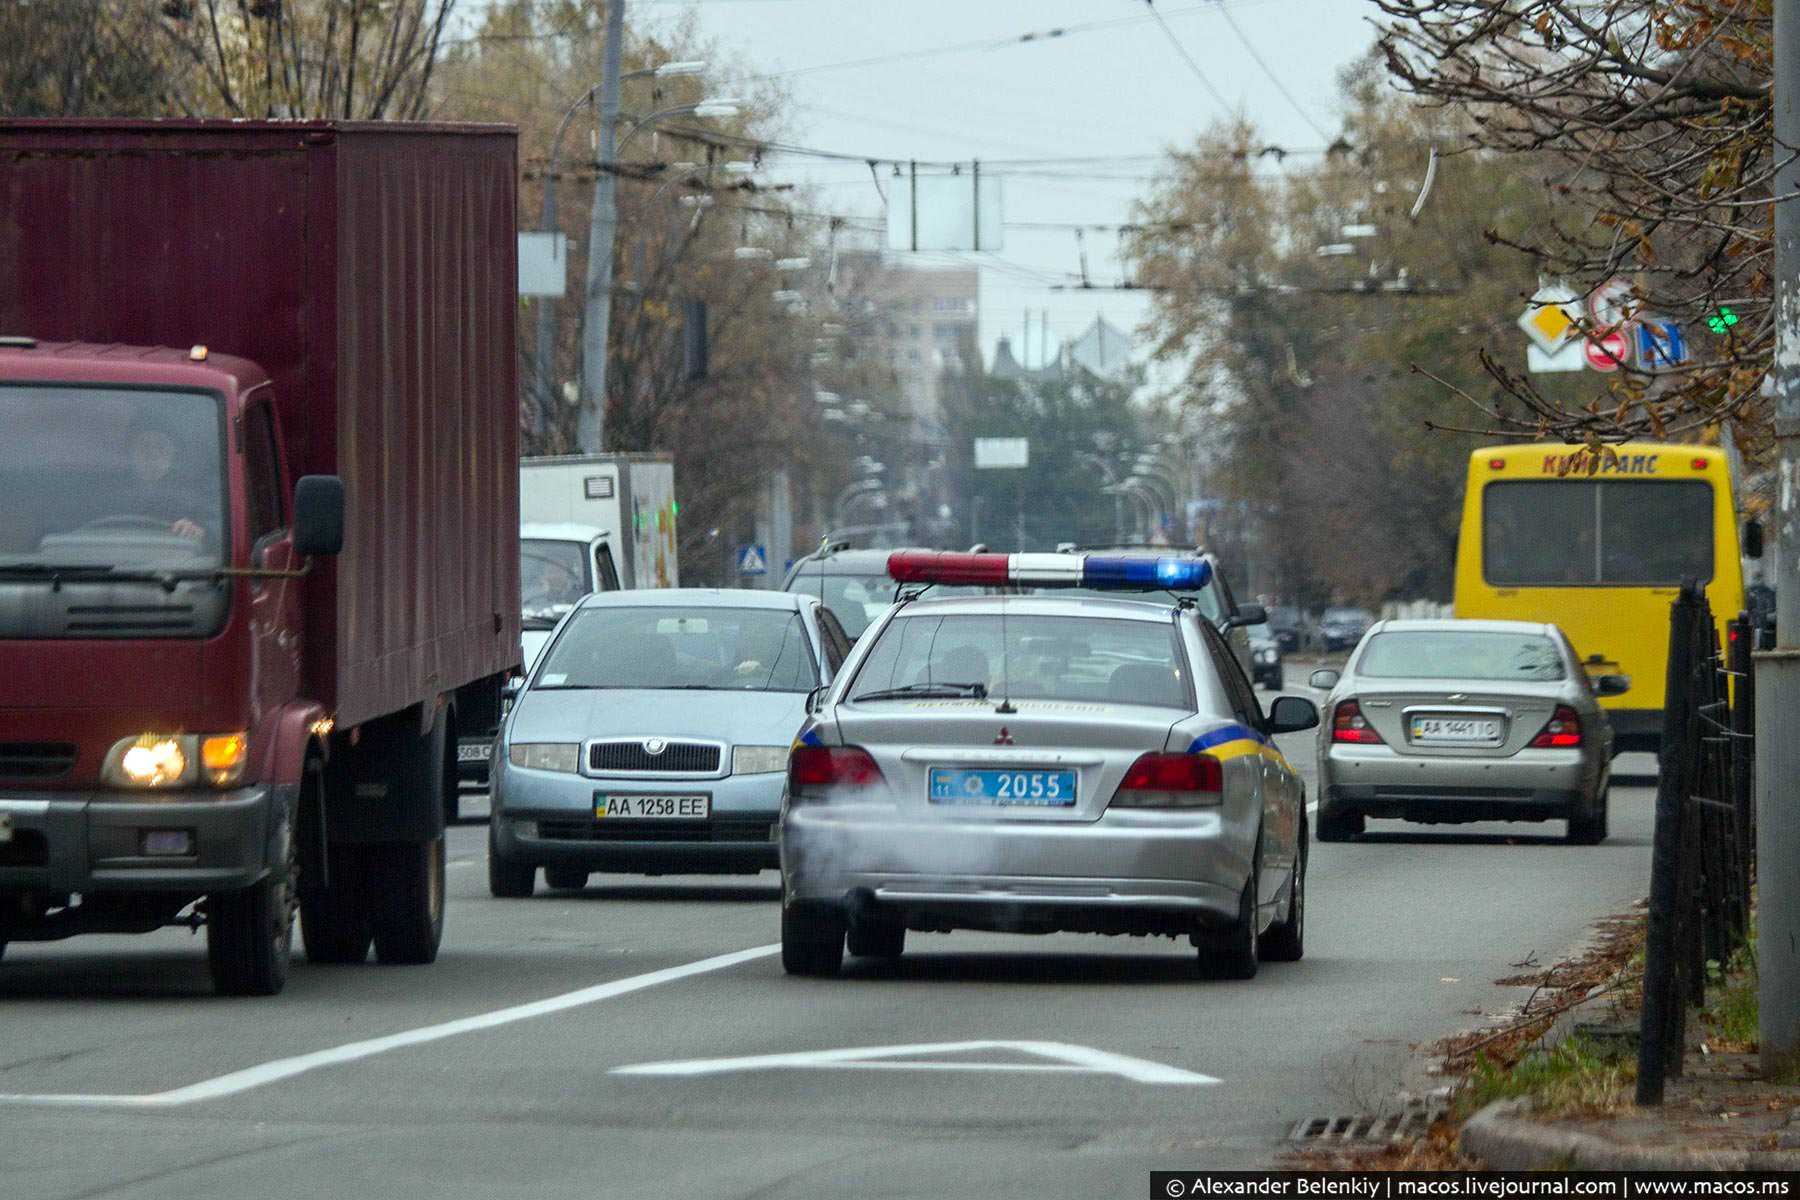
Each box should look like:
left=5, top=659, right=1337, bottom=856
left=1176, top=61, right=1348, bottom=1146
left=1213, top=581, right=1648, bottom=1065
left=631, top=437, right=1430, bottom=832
left=0, top=742, right=76, bottom=779
left=587, top=740, right=721, bottom=774
left=65, top=603, right=198, bottom=636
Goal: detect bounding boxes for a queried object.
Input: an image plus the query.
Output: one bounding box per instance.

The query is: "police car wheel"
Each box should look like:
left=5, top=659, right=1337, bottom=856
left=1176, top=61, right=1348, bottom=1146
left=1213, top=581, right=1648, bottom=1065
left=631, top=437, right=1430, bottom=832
left=1197, top=856, right=1259, bottom=981
left=782, top=905, right=844, bottom=977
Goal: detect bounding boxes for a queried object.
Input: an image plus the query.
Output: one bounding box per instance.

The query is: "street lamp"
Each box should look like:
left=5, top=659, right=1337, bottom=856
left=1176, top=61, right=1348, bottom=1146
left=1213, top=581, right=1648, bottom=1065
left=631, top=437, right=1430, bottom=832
left=580, top=94, right=741, bottom=453
left=532, top=60, right=709, bottom=443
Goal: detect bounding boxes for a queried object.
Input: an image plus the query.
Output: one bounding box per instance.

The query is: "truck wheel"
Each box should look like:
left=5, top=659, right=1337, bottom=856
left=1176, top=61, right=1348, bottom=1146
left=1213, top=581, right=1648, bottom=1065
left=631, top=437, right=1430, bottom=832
left=207, top=796, right=296, bottom=996
left=487, top=823, right=535, bottom=898
left=300, top=842, right=372, bottom=964
left=368, top=837, right=446, bottom=964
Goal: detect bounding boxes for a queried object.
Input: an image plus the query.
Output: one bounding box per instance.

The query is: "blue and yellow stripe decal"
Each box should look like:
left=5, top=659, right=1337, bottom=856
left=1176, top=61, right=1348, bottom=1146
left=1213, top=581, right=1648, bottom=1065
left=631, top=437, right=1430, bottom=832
left=795, top=722, right=825, bottom=748
left=1188, top=723, right=1293, bottom=769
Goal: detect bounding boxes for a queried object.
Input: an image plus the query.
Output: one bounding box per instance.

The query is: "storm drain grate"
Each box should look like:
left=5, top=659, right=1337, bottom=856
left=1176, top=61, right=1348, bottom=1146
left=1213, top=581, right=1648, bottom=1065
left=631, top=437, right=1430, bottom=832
left=1289, top=1105, right=1447, bottom=1145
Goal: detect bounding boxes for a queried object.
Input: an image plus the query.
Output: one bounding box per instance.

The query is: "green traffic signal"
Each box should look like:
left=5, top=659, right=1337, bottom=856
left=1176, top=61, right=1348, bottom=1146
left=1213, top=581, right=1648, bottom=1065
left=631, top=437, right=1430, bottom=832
left=1706, top=306, right=1739, bottom=333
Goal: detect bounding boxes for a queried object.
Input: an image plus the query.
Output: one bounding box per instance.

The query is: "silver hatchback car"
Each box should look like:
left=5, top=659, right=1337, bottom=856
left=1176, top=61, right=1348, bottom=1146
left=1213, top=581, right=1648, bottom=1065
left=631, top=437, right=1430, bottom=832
left=1311, top=618, right=1629, bottom=844
left=779, top=551, right=1321, bottom=980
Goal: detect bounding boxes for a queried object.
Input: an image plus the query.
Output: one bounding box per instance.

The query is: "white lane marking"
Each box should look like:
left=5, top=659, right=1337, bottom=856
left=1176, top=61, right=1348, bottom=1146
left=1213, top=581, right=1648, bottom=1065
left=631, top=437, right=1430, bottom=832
left=612, top=1040, right=1218, bottom=1085
left=0, top=944, right=778, bottom=1110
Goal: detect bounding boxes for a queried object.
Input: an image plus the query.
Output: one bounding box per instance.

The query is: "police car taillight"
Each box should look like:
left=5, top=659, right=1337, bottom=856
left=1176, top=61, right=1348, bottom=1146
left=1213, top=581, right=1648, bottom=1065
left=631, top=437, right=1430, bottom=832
left=789, top=745, right=885, bottom=796
left=887, top=550, right=1212, bottom=590
left=1110, top=752, right=1224, bottom=808
left=1331, top=700, right=1383, bottom=744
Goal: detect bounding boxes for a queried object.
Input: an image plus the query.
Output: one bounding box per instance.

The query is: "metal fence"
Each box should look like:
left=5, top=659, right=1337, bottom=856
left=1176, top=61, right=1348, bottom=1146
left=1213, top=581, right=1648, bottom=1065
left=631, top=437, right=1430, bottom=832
left=1636, top=580, right=1757, bottom=1105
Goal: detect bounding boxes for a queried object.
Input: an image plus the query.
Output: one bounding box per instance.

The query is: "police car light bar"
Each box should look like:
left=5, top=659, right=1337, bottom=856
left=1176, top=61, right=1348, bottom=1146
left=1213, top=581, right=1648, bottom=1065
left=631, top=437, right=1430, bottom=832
left=887, top=551, right=1213, bottom=590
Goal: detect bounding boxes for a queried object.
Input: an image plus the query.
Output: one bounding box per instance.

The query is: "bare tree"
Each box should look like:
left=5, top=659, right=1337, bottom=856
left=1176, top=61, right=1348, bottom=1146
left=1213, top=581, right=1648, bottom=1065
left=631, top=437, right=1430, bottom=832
left=156, top=0, right=457, bottom=119
left=0, top=1, right=177, bottom=116
left=1375, top=1, right=1777, bottom=445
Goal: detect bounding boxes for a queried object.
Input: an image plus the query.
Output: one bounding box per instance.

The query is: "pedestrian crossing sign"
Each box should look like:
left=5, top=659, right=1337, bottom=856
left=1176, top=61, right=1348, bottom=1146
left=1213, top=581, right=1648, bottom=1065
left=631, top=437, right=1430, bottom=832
left=737, top=544, right=768, bottom=576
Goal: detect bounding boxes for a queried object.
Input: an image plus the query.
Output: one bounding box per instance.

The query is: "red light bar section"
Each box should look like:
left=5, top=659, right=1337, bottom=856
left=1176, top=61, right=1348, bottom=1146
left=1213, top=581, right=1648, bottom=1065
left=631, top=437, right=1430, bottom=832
left=887, top=551, right=1011, bottom=586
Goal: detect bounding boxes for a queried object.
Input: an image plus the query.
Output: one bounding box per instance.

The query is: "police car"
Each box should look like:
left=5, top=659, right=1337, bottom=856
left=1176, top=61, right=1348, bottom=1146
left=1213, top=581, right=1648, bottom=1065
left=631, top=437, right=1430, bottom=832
left=779, top=551, right=1320, bottom=979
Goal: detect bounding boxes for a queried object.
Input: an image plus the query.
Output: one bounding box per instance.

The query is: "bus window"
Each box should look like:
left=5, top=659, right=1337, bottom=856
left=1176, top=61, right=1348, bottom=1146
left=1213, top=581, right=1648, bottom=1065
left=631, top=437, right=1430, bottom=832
left=1600, top=482, right=1712, bottom=584
left=1483, top=480, right=1712, bottom=586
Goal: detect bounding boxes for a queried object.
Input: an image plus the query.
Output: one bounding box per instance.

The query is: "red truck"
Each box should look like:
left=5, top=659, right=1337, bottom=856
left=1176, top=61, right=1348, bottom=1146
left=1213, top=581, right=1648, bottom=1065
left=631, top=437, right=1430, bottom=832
left=0, top=120, right=521, bottom=994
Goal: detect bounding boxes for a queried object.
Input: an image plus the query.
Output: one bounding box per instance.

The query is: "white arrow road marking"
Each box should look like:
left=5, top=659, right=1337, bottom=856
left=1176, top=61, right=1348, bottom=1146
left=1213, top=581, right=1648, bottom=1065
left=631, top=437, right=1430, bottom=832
left=612, top=1040, right=1219, bottom=1085
left=0, top=943, right=778, bottom=1110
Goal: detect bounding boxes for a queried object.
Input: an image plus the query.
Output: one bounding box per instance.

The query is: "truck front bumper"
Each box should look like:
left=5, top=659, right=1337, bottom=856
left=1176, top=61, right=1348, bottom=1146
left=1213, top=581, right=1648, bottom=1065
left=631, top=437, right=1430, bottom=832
left=0, top=785, right=274, bottom=894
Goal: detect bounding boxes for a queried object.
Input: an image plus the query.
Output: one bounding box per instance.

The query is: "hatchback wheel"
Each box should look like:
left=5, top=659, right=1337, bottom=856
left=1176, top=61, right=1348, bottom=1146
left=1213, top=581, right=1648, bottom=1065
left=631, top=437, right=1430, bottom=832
left=487, top=823, right=536, bottom=898
left=544, top=866, right=589, bottom=890
left=782, top=904, right=844, bottom=976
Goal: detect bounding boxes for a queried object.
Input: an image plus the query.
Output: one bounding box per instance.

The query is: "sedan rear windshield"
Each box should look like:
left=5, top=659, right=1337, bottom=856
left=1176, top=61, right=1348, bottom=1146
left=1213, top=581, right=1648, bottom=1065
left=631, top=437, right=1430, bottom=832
left=1356, top=631, right=1566, bottom=681
left=535, top=606, right=816, bottom=692
left=848, top=613, right=1192, bottom=709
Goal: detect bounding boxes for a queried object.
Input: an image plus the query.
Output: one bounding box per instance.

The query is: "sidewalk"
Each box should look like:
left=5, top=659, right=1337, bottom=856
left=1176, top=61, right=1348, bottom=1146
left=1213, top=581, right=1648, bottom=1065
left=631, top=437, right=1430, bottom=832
left=1289, top=906, right=1800, bottom=1171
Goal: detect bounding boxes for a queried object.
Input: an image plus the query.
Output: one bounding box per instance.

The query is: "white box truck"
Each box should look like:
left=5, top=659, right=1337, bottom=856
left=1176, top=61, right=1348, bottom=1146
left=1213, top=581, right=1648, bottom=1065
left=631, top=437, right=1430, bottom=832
left=519, top=453, right=679, bottom=590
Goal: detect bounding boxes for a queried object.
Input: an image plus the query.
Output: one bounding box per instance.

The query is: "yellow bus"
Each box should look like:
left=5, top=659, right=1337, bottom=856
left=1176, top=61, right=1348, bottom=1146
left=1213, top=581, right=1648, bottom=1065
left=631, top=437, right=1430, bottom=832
left=1452, top=442, right=1745, bottom=754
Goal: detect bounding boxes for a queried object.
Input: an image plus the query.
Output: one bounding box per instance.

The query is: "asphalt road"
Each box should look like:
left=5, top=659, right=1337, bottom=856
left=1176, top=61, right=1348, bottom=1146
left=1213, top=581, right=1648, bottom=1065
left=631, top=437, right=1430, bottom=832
left=0, top=680, right=1658, bottom=1199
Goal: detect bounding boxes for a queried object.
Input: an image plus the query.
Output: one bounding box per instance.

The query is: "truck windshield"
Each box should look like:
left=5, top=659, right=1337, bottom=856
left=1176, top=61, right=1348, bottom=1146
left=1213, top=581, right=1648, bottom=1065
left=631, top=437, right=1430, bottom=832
left=0, top=385, right=226, bottom=569
left=521, top=538, right=590, bottom=626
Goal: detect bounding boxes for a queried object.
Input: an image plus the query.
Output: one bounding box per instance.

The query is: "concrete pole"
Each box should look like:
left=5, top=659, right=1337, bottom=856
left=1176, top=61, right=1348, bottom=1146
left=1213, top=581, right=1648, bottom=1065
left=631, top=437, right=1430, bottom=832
left=577, top=0, right=626, bottom=454
left=1758, top=0, right=1800, bottom=1079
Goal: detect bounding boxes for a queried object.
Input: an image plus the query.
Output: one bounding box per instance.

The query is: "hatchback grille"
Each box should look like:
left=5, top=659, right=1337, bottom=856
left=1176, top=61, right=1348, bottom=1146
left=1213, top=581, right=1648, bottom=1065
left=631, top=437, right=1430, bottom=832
left=539, top=818, right=770, bottom=843
left=0, top=741, right=76, bottom=779
left=587, top=740, right=721, bottom=774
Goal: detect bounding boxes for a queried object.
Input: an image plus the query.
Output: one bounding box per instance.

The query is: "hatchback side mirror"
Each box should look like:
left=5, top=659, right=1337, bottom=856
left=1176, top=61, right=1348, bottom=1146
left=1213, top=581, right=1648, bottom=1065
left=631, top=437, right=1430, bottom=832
left=293, top=474, right=345, bottom=558
left=1266, top=695, right=1320, bottom=735
left=1309, top=668, right=1341, bottom=690
left=1596, top=674, right=1632, bottom=697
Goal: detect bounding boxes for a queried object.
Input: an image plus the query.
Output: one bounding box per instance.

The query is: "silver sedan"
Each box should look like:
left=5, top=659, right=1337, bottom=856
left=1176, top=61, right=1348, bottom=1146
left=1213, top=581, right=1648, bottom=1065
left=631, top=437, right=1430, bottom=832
left=1310, top=618, right=1629, bottom=844
left=779, top=592, right=1320, bottom=979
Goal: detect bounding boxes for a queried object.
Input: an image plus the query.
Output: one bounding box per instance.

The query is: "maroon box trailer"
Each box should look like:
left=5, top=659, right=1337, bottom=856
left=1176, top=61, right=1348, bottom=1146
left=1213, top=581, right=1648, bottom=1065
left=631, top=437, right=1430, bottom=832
left=0, top=120, right=520, bottom=993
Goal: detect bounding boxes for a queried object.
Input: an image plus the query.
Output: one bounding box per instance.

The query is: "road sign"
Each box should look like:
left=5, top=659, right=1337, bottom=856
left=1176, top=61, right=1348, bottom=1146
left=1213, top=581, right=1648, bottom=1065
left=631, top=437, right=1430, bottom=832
left=1583, top=330, right=1630, bottom=373
left=1586, top=276, right=1636, bottom=330
left=1527, top=341, right=1586, bottom=374
left=973, top=437, right=1029, bottom=469
left=1636, top=320, right=1689, bottom=370
left=1517, top=285, right=1582, bottom=353
left=736, top=544, right=767, bottom=576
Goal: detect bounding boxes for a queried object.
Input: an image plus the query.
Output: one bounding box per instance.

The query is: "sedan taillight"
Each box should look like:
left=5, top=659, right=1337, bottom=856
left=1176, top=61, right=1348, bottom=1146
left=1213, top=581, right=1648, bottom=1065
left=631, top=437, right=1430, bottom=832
left=789, top=745, right=885, bottom=801
left=1110, top=752, right=1223, bottom=808
left=1331, top=700, right=1383, bottom=744
left=1530, top=705, right=1583, bottom=748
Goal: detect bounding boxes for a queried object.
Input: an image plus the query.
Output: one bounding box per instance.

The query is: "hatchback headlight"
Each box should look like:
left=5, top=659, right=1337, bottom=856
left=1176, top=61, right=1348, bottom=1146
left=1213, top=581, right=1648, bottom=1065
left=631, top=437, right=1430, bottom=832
left=102, top=731, right=249, bottom=789
left=732, top=744, right=789, bottom=776
left=1255, top=649, right=1278, bottom=664
left=508, top=742, right=581, bottom=773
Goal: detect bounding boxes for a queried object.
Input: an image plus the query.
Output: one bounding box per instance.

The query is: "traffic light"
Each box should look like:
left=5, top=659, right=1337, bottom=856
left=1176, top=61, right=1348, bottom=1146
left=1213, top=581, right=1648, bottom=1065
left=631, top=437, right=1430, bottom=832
left=1706, top=306, right=1740, bottom=334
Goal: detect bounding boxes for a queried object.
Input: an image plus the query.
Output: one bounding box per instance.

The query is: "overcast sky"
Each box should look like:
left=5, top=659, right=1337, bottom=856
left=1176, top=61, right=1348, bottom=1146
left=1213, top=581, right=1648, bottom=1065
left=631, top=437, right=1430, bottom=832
left=631, top=0, right=1390, bottom=374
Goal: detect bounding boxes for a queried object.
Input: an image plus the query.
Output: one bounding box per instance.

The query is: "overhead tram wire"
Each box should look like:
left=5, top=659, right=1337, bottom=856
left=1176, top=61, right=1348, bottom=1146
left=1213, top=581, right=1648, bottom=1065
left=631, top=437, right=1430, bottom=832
left=1141, top=0, right=1232, bottom=113
left=1210, top=0, right=1334, bottom=142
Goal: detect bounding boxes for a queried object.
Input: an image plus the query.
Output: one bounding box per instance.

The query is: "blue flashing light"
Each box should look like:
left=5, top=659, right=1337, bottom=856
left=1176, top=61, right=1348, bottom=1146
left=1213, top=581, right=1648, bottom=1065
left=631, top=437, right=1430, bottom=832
left=1081, top=556, right=1213, bottom=590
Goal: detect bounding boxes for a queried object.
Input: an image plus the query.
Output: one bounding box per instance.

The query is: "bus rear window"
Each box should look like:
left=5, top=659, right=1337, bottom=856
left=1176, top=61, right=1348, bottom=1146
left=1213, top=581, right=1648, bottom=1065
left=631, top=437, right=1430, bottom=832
left=1483, top=480, right=1713, bottom=586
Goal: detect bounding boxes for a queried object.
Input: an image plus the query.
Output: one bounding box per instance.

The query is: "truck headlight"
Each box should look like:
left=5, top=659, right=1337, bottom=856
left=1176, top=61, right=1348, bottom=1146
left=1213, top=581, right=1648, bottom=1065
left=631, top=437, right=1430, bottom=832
left=732, top=745, right=789, bottom=775
left=508, top=742, right=580, bottom=773
left=102, top=731, right=249, bottom=789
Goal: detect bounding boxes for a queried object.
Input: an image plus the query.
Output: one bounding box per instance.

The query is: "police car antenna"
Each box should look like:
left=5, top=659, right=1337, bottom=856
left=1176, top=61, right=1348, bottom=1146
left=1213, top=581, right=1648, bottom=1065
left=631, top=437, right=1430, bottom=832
left=996, top=573, right=1016, bottom=714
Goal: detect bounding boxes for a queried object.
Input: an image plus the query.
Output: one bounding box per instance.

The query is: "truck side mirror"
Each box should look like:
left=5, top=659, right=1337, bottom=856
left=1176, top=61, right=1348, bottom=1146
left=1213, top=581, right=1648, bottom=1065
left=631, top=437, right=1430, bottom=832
left=1744, top=519, right=1764, bottom=560
left=293, top=475, right=345, bottom=557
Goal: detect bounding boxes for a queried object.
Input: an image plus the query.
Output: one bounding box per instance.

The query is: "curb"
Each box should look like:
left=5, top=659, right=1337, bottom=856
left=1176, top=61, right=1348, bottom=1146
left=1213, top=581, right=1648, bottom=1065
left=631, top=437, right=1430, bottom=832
left=1461, top=1099, right=1800, bottom=1171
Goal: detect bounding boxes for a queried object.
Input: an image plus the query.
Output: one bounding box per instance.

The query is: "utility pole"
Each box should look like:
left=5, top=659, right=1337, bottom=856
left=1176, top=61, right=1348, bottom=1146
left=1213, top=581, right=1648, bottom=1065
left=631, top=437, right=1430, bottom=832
left=578, top=0, right=626, bottom=454
left=1758, top=0, right=1800, bottom=1079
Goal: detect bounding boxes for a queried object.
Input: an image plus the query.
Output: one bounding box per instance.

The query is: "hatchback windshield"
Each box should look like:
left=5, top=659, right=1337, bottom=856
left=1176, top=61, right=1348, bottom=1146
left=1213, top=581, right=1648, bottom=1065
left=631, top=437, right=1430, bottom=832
left=1356, top=631, right=1566, bottom=681
left=849, top=612, right=1191, bottom=708
left=0, top=385, right=226, bottom=569
left=535, top=606, right=816, bottom=692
